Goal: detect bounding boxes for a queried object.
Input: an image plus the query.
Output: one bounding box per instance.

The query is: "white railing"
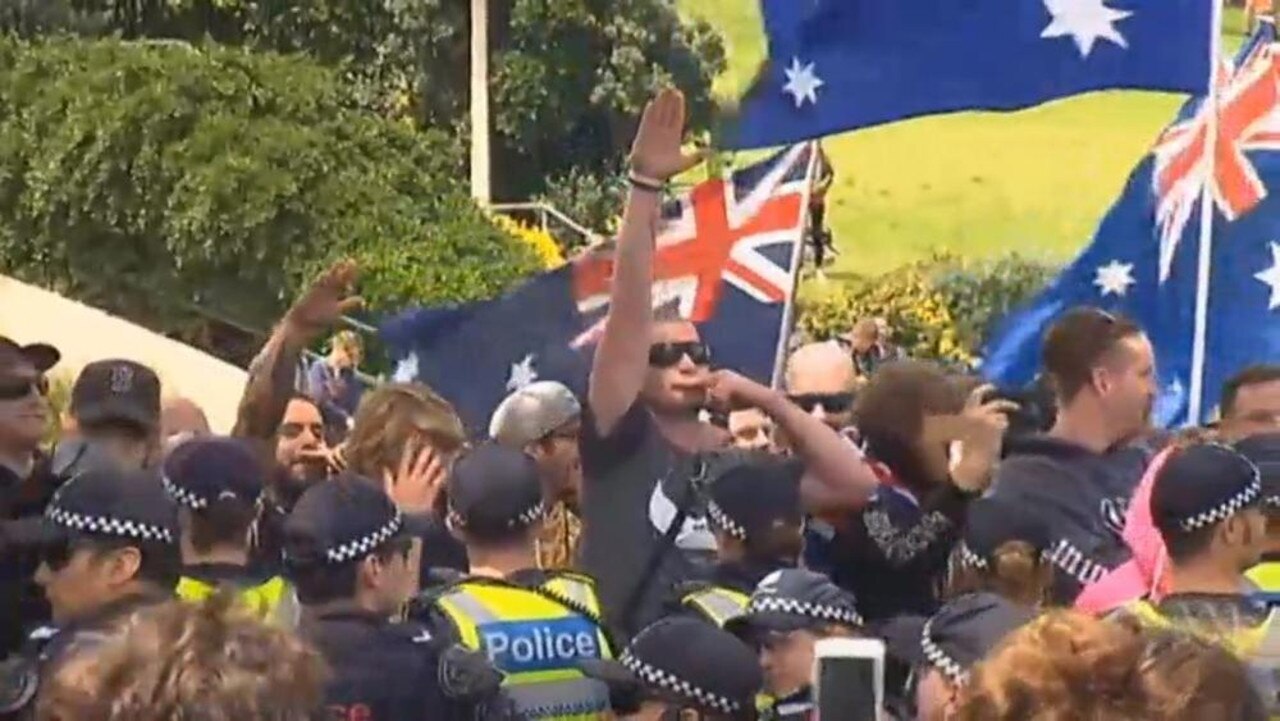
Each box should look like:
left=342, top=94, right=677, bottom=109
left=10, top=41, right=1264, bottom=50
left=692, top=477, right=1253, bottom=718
left=489, top=201, right=604, bottom=249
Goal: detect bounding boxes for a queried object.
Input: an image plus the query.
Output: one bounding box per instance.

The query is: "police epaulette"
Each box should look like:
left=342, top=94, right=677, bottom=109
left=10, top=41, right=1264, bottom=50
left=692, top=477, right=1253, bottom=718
left=544, top=569, right=596, bottom=587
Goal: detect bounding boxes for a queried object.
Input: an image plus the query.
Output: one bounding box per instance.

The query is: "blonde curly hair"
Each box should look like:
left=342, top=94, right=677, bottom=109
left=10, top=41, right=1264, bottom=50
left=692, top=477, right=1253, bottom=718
left=37, top=595, right=328, bottom=721
left=344, top=382, right=467, bottom=480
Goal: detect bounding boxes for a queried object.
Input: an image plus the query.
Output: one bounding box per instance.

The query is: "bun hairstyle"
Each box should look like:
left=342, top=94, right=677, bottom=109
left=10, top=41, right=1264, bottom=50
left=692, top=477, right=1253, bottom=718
left=947, top=540, right=1054, bottom=607
left=955, top=611, right=1266, bottom=721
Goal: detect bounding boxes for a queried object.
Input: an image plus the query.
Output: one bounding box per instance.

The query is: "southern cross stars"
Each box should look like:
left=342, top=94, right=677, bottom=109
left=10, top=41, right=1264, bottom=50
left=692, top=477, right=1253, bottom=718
left=782, top=57, right=824, bottom=109
left=1254, top=242, right=1280, bottom=311
left=507, top=354, right=538, bottom=391
left=1041, top=0, right=1132, bottom=59
left=1094, top=260, right=1136, bottom=297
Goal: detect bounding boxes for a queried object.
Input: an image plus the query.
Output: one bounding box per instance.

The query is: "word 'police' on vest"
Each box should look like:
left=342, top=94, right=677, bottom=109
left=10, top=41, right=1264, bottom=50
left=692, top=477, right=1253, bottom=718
left=478, top=617, right=602, bottom=673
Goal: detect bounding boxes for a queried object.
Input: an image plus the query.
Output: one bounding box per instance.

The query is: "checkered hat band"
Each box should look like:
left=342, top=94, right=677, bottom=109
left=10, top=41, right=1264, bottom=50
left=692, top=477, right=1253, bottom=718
left=1179, top=476, right=1263, bottom=532
left=706, top=500, right=746, bottom=540
left=45, top=505, right=174, bottom=544
left=747, top=596, right=863, bottom=627
left=619, top=651, right=739, bottom=714
left=955, top=541, right=987, bottom=570
left=324, top=511, right=404, bottom=564
left=448, top=501, right=545, bottom=530
left=921, top=619, right=966, bottom=686
left=161, top=474, right=207, bottom=510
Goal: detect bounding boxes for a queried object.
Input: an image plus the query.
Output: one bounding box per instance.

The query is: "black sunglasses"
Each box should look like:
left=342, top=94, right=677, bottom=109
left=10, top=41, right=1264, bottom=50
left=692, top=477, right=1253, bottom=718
left=0, top=375, right=48, bottom=402
left=787, top=392, right=854, bottom=414
left=648, top=342, right=711, bottom=369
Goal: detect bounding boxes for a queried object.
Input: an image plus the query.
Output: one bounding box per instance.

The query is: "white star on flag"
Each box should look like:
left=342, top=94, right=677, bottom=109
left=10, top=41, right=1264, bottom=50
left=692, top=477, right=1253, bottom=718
left=392, top=352, right=419, bottom=383
left=1040, top=0, right=1131, bottom=58
left=1093, top=260, right=1136, bottom=297
left=1254, top=242, right=1280, bottom=311
left=782, top=57, right=824, bottom=109
left=507, top=354, right=538, bottom=391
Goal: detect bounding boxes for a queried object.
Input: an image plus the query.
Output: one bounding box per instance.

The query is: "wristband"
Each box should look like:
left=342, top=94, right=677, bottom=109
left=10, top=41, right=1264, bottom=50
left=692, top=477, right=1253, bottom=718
left=627, top=171, right=664, bottom=193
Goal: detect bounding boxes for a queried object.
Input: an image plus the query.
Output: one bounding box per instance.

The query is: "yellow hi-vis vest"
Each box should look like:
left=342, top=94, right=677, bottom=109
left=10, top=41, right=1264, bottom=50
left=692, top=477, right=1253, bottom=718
left=680, top=586, right=751, bottom=628
left=1250, top=562, right=1280, bottom=595
left=175, top=574, right=300, bottom=629
left=433, top=573, right=613, bottom=721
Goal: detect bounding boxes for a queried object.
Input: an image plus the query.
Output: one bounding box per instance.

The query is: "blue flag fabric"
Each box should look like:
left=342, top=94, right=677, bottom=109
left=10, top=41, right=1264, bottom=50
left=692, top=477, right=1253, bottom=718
left=982, top=25, right=1280, bottom=426
left=726, top=0, right=1215, bottom=150
left=380, top=145, right=814, bottom=434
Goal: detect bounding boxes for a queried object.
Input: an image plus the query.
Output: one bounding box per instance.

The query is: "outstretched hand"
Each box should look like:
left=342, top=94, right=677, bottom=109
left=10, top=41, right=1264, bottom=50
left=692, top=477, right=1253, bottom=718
left=284, top=259, right=364, bottom=343
left=628, top=88, right=705, bottom=181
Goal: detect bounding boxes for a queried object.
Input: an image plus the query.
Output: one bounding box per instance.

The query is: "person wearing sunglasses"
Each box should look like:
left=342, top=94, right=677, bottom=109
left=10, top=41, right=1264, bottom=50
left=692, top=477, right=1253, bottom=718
left=784, top=342, right=858, bottom=434
left=0, top=465, right=180, bottom=716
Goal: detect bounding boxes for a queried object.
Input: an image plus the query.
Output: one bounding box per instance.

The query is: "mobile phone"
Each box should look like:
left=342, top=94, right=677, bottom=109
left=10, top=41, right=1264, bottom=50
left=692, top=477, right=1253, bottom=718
left=813, top=637, right=884, bottom=721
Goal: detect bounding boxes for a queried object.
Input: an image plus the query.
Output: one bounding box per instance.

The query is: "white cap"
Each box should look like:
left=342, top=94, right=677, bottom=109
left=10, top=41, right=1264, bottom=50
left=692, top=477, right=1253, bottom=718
left=488, top=381, right=581, bottom=447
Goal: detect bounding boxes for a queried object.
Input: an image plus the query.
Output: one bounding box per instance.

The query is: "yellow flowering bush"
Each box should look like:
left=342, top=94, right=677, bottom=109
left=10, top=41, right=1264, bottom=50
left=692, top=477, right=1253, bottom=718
left=493, top=214, right=566, bottom=270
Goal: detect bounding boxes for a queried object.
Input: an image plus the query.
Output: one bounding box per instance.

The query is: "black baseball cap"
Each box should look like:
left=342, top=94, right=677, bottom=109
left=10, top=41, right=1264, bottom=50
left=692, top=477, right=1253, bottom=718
left=7, top=466, right=178, bottom=547
left=0, top=336, right=60, bottom=373
left=725, top=568, right=862, bottom=637
left=1235, top=433, right=1280, bottom=508
left=580, top=616, right=762, bottom=716
left=1151, top=442, right=1263, bottom=536
left=706, top=457, right=802, bottom=541
left=70, top=359, right=161, bottom=432
left=881, top=592, right=1035, bottom=685
left=161, top=437, right=265, bottom=510
left=284, top=473, right=421, bottom=569
left=954, top=496, right=1052, bottom=571
left=446, top=444, right=545, bottom=538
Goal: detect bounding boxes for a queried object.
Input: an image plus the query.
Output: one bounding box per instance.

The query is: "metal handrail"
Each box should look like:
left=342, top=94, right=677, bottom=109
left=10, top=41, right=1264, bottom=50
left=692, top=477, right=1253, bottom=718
left=488, top=201, right=604, bottom=247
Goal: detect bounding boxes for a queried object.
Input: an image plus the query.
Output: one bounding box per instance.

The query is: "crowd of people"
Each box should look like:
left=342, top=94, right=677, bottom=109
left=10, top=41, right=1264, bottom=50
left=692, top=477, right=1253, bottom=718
left=2, top=87, right=1280, bottom=721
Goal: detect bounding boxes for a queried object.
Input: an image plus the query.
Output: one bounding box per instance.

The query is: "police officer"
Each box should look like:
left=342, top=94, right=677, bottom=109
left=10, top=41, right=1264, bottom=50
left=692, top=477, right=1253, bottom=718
left=1, top=466, right=180, bottom=717
left=580, top=616, right=762, bottom=721
left=677, top=456, right=804, bottom=628
left=1114, top=442, right=1280, bottom=713
left=162, top=436, right=299, bottom=627
left=413, top=443, right=615, bottom=721
left=723, top=569, right=863, bottom=721
left=1239, top=433, right=1280, bottom=604
left=285, top=473, right=503, bottom=721
left=880, top=593, right=1036, bottom=721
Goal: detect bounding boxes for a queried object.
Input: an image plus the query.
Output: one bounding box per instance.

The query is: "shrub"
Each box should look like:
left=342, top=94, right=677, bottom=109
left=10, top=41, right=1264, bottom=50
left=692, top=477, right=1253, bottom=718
left=492, top=214, right=566, bottom=270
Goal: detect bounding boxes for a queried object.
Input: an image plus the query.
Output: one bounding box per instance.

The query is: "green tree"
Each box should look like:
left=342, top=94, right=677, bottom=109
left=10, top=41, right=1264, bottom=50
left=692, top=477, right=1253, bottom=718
left=0, top=36, right=536, bottom=341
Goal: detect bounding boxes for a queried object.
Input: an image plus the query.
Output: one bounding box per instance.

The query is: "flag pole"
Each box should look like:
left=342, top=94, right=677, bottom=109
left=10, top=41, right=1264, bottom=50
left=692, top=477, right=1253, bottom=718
left=1187, top=0, right=1223, bottom=425
left=770, top=142, right=821, bottom=389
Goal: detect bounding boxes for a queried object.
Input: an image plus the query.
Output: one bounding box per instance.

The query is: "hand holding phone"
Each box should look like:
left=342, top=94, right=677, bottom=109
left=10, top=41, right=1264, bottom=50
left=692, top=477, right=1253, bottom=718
left=813, top=638, right=885, bottom=721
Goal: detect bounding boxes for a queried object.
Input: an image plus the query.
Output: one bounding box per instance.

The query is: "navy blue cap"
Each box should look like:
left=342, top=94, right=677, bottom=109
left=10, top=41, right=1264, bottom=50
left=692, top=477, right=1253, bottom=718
left=1235, top=433, right=1280, bottom=507
left=446, top=444, right=545, bottom=537
left=580, top=617, right=761, bottom=716
left=706, top=456, right=802, bottom=541
left=284, top=474, right=411, bottom=568
left=71, top=359, right=161, bottom=431
left=955, top=495, right=1051, bottom=571
left=10, top=466, right=178, bottom=546
left=726, top=568, right=862, bottom=636
left=1152, top=442, right=1263, bottom=535
left=161, top=437, right=264, bottom=510
left=881, top=592, right=1035, bottom=684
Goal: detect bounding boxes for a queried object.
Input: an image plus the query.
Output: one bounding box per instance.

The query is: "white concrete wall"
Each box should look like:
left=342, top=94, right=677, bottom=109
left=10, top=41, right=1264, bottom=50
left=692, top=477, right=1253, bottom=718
left=0, top=274, right=247, bottom=433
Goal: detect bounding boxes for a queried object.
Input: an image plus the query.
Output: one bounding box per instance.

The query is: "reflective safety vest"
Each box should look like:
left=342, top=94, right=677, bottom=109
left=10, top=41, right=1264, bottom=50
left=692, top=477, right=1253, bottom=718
left=433, top=574, right=613, bottom=721
left=1250, top=562, right=1280, bottom=607
left=176, top=574, right=300, bottom=629
left=680, top=586, right=751, bottom=628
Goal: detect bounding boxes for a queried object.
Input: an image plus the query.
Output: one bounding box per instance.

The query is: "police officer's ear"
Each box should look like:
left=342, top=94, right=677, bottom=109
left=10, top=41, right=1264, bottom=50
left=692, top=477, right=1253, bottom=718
left=95, top=545, right=143, bottom=586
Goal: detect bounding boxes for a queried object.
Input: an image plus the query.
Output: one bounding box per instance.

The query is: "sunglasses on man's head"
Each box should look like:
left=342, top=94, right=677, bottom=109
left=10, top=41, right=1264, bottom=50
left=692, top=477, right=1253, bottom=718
left=0, top=375, right=48, bottom=402
left=648, top=342, right=711, bottom=369
left=787, top=392, right=854, bottom=414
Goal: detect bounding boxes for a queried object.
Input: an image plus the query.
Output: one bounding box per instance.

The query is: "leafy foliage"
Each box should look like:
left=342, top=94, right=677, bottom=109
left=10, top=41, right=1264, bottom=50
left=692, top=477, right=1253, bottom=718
left=0, top=37, right=536, bottom=336
left=799, top=253, right=1055, bottom=367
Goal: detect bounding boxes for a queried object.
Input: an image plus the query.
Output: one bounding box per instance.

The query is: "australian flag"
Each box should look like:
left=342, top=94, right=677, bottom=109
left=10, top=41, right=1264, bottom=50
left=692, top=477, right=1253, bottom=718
left=983, top=24, right=1280, bottom=426
left=381, top=144, right=816, bottom=434
left=726, top=0, right=1214, bottom=150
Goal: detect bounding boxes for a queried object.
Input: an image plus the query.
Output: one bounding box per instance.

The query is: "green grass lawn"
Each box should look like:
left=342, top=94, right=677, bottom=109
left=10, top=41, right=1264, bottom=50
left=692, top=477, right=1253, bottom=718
left=677, top=1, right=1248, bottom=276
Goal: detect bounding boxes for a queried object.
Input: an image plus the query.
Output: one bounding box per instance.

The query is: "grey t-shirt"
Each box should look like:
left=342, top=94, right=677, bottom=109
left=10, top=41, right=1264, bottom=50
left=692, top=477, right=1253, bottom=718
left=578, top=403, right=716, bottom=637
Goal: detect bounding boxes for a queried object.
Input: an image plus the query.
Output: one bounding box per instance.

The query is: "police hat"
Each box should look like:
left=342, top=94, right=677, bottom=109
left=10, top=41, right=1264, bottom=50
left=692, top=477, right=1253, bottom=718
left=1151, top=442, right=1263, bottom=536
left=161, top=436, right=264, bottom=510
left=8, top=466, right=178, bottom=547
left=706, top=456, right=802, bottom=542
left=725, top=568, right=862, bottom=637
left=284, top=473, right=418, bottom=568
left=954, top=495, right=1052, bottom=572
left=881, top=592, right=1035, bottom=685
left=446, top=444, right=545, bottom=538
left=1235, top=433, right=1280, bottom=508
left=580, top=617, right=761, bottom=716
